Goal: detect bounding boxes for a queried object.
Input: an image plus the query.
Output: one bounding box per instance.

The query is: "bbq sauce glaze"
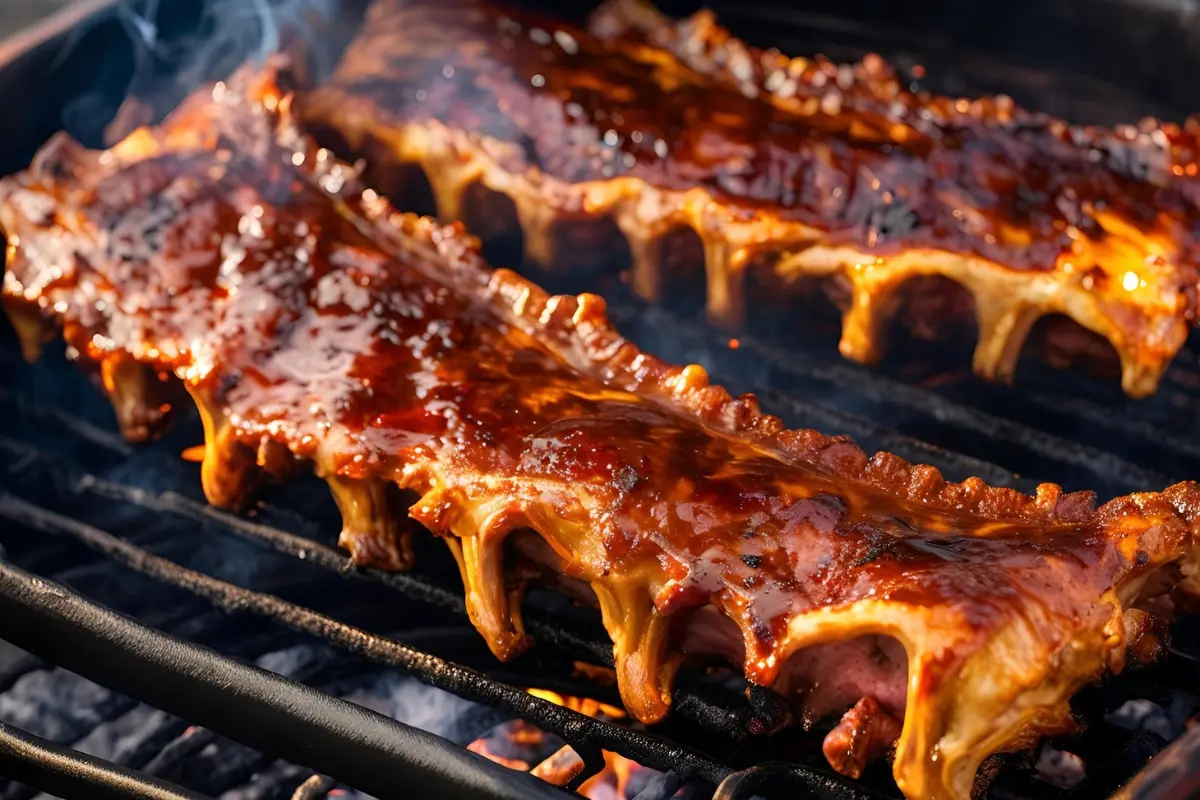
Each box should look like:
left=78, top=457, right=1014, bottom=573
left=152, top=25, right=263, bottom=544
left=4, top=67, right=1199, bottom=800
left=320, top=0, right=1200, bottom=274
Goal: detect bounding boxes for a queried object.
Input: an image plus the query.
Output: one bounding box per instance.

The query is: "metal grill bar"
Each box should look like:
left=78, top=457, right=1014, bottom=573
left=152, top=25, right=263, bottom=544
left=0, top=533, right=576, bottom=800
left=1016, top=388, right=1200, bottom=464
left=0, top=720, right=208, bottom=800
left=0, top=385, right=132, bottom=457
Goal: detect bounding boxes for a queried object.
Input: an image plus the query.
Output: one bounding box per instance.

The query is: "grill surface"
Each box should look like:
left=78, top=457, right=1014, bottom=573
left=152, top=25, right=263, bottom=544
left=3, top=1, right=1200, bottom=799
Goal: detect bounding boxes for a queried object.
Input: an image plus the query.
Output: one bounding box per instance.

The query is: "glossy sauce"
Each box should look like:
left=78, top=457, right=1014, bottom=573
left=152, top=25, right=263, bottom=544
left=321, top=0, right=1200, bottom=273
left=1, top=79, right=1146, bottom=667
left=8, top=70, right=1200, bottom=799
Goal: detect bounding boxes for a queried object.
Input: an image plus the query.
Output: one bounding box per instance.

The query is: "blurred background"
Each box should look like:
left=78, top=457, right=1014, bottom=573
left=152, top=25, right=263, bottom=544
left=6, top=0, right=74, bottom=30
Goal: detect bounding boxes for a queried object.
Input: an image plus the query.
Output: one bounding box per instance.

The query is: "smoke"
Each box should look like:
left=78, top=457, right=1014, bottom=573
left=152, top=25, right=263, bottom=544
left=57, top=0, right=350, bottom=145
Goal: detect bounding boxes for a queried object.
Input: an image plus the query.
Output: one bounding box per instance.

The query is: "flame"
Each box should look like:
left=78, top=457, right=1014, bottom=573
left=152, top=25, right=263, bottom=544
left=467, top=688, right=651, bottom=798
left=578, top=750, right=641, bottom=799
left=181, top=444, right=207, bottom=463
left=527, top=688, right=625, bottom=720
left=572, top=661, right=617, bottom=687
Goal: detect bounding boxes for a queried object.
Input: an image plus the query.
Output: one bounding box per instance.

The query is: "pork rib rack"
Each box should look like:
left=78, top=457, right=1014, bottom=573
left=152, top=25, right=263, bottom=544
left=4, top=63, right=1200, bottom=800
left=301, top=0, right=1200, bottom=397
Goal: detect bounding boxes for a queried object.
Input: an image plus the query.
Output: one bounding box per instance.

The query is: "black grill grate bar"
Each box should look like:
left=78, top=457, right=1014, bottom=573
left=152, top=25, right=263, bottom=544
left=3, top=695, right=149, bottom=800
left=0, top=435, right=39, bottom=477
left=611, top=304, right=1176, bottom=491
left=1016, top=388, right=1200, bottom=463
left=0, top=720, right=209, bottom=800
left=0, top=493, right=760, bottom=793
left=0, top=386, right=132, bottom=457
left=0, top=547, right=576, bottom=800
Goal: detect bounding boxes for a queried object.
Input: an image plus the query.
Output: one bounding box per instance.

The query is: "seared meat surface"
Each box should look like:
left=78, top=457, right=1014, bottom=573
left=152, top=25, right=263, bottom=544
left=303, top=0, right=1200, bottom=397
left=5, top=64, right=1200, bottom=800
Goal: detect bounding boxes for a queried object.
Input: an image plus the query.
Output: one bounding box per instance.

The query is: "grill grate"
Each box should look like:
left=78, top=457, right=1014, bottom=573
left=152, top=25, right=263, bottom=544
left=0, top=556, right=572, bottom=800
left=0, top=495, right=728, bottom=790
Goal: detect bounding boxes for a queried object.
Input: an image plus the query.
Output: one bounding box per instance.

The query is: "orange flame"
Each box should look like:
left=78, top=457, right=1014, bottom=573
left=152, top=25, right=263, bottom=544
left=527, top=688, right=625, bottom=720
left=467, top=688, right=649, bottom=798
left=468, top=738, right=531, bottom=771
left=181, top=445, right=207, bottom=463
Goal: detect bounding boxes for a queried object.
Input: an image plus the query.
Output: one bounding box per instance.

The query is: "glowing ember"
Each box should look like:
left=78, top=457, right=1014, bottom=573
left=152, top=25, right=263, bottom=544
left=467, top=689, right=655, bottom=798
left=468, top=738, right=531, bottom=771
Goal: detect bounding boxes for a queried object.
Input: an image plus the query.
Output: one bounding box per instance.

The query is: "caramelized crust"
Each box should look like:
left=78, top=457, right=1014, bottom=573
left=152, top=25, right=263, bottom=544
left=5, top=65, right=1200, bottom=800
left=302, top=0, right=1200, bottom=397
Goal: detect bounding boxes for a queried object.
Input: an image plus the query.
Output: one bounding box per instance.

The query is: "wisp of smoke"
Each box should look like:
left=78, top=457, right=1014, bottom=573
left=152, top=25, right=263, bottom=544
left=57, top=0, right=345, bottom=143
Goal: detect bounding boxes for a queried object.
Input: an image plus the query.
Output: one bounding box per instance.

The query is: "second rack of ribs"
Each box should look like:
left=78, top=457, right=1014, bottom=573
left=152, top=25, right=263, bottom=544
left=4, top=63, right=1200, bottom=800
left=302, top=0, right=1200, bottom=397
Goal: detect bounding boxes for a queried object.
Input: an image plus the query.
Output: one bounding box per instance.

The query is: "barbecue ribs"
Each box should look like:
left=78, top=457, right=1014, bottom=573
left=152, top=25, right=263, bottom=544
left=301, top=0, right=1200, bottom=397
left=4, top=64, right=1200, bottom=800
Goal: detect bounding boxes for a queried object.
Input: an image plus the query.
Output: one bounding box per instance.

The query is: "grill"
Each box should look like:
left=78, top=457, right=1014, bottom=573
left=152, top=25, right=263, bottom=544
left=3, top=1, right=1200, bottom=798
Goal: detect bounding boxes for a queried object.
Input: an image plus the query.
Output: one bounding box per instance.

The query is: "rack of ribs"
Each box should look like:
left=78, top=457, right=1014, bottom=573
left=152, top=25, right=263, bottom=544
left=4, top=62, right=1200, bottom=800
left=300, top=0, right=1200, bottom=397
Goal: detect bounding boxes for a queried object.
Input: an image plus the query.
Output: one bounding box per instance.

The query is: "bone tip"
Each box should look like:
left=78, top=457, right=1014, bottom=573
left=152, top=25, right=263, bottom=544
left=340, top=529, right=415, bottom=572
left=629, top=263, right=663, bottom=303
left=838, top=328, right=884, bottom=365
left=491, top=630, right=535, bottom=662
left=1119, top=358, right=1163, bottom=399
left=704, top=296, right=744, bottom=329
left=112, top=401, right=174, bottom=444
left=196, top=430, right=261, bottom=511
left=971, top=345, right=1017, bottom=386
left=621, top=684, right=672, bottom=725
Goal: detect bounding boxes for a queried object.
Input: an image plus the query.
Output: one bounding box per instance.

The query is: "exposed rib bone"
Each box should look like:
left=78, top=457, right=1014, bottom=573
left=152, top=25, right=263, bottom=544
left=325, top=474, right=413, bottom=570
left=189, top=388, right=260, bottom=510
left=98, top=354, right=177, bottom=442
left=593, top=580, right=679, bottom=724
